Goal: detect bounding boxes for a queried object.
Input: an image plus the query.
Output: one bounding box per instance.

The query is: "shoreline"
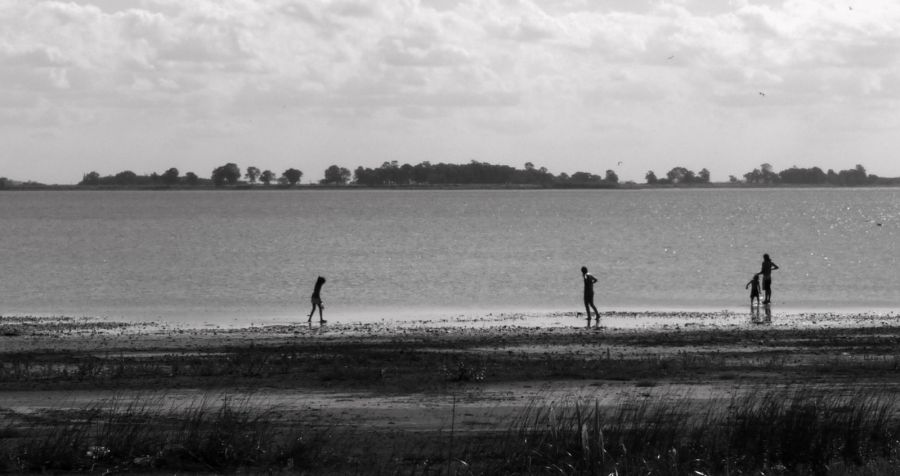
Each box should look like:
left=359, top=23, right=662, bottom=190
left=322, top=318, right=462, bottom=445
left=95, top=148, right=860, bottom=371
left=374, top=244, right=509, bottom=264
left=4, top=181, right=900, bottom=190
left=3, top=307, right=899, bottom=333
left=1, top=309, right=899, bottom=358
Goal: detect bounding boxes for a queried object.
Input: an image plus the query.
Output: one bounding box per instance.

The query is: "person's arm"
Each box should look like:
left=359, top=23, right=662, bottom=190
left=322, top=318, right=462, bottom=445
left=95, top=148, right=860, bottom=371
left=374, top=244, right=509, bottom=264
left=772, top=263, right=780, bottom=271
left=590, top=275, right=598, bottom=284
left=746, top=281, right=751, bottom=289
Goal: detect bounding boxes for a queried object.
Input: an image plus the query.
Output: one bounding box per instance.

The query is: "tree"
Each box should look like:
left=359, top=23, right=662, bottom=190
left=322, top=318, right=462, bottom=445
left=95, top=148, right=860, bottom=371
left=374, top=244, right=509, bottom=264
left=282, top=168, right=303, bottom=185
left=322, top=165, right=351, bottom=185
left=245, top=166, right=261, bottom=184
left=779, top=166, right=826, bottom=184
left=114, top=170, right=138, bottom=186
left=760, top=163, right=778, bottom=184
left=80, top=171, right=100, bottom=186
left=161, top=168, right=179, bottom=186
left=744, top=168, right=762, bottom=184
left=837, top=164, right=867, bottom=186
left=645, top=171, right=658, bottom=185
left=212, top=163, right=241, bottom=186
left=666, top=166, right=689, bottom=184
left=604, top=169, right=619, bottom=184
left=260, top=170, right=275, bottom=185
left=354, top=166, right=373, bottom=185
left=570, top=171, right=600, bottom=184
left=698, top=168, right=710, bottom=183
left=184, top=172, right=199, bottom=186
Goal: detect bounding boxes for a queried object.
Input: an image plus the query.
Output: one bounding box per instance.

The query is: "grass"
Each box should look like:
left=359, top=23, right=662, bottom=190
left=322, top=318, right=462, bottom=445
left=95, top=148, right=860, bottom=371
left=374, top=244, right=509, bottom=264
left=2, top=388, right=898, bottom=474
left=489, top=388, right=900, bottom=476
left=0, top=396, right=311, bottom=474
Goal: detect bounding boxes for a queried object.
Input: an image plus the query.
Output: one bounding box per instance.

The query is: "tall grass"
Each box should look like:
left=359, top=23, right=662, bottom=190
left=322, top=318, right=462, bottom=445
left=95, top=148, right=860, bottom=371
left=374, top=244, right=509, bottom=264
left=1, top=396, right=312, bottom=474
left=493, top=388, right=900, bottom=475
left=2, top=388, right=898, bottom=474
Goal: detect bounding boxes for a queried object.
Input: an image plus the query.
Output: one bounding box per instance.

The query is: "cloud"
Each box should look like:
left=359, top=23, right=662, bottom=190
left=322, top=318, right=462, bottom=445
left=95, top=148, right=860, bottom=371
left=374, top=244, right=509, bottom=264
left=4, top=0, right=900, bottom=183
left=377, top=36, right=472, bottom=68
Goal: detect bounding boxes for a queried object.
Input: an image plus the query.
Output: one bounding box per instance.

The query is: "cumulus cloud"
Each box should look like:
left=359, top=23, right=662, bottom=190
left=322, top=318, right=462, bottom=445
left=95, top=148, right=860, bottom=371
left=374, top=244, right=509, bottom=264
left=2, top=0, right=900, bottom=182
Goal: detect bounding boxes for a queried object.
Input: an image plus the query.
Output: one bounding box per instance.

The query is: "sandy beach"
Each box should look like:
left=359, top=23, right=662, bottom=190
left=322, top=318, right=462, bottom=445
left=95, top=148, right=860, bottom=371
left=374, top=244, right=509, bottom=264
left=2, top=310, right=900, bottom=474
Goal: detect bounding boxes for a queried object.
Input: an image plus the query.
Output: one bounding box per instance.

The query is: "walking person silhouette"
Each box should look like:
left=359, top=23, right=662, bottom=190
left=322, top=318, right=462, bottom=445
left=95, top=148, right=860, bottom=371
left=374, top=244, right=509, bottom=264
left=581, top=266, right=600, bottom=325
left=307, top=276, right=327, bottom=324
left=759, top=254, right=779, bottom=304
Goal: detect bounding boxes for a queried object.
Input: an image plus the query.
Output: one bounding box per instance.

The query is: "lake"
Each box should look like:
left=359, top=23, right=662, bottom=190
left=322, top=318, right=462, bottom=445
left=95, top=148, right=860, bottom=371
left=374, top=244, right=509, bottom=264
left=1, top=188, right=897, bottom=324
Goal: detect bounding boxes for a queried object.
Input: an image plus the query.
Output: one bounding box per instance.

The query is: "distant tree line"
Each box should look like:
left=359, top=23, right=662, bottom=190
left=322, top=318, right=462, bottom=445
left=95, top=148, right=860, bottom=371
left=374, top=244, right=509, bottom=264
left=27, top=160, right=889, bottom=189
left=78, top=164, right=308, bottom=188
left=740, top=163, right=878, bottom=186
left=80, top=168, right=201, bottom=187
left=73, top=161, right=621, bottom=188
left=642, top=163, right=892, bottom=187
left=644, top=167, right=711, bottom=185
left=351, top=160, right=619, bottom=187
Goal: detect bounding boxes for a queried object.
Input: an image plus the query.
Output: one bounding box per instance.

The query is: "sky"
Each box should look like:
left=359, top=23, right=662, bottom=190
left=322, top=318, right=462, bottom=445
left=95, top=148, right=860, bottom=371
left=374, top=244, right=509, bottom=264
left=2, top=0, right=900, bottom=184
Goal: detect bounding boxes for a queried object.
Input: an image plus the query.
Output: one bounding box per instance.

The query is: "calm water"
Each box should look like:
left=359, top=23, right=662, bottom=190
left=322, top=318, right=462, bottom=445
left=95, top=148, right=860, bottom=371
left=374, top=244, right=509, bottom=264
left=1, top=189, right=898, bottom=324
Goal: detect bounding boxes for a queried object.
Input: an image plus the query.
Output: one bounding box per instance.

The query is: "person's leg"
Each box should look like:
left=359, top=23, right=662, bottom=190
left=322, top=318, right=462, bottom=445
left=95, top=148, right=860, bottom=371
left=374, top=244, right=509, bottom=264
left=318, top=304, right=325, bottom=323
left=584, top=297, right=592, bottom=322
left=589, top=300, right=600, bottom=321
left=307, top=304, right=316, bottom=321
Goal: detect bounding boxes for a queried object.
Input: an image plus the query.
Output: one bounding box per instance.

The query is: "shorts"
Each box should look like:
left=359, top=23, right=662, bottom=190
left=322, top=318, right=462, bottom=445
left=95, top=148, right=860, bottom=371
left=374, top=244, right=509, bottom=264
left=763, top=277, right=772, bottom=293
left=311, top=296, right=322, bottom=306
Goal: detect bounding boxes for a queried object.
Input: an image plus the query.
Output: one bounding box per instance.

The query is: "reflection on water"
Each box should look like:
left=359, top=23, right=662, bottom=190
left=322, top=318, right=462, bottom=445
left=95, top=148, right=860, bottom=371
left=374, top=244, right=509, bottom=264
left=751, top=303, right=773, bottom=325
left=1, top=188, right=899, bottom=324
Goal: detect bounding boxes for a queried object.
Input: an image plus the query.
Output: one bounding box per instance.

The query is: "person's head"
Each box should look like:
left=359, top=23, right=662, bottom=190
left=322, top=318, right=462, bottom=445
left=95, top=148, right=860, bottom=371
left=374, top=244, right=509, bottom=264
left=763, top=253, right=771, bottom=262
left=753, top=274, right=759, bottom=282
left=581, top=266, right=588, bottom=274
left=316, top=276, right=326, bottom=285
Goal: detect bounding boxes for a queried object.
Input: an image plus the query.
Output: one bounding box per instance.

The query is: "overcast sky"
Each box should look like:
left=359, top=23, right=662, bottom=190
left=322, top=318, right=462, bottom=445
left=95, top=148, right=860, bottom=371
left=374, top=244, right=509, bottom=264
left=2, top=0, right=899, bottom=184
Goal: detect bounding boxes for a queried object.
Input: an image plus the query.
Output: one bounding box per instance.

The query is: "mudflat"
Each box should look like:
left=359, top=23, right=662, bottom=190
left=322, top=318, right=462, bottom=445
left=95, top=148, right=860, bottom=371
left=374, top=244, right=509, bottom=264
left=2, top=310, right=900, bottom=474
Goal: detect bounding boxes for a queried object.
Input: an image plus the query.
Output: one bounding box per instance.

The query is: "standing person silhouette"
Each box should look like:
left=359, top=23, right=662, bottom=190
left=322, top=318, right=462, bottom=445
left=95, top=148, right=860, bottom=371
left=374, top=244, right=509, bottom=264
left=759, top=254, right=779, bottom=304
left=307, top=276, right=327, bottom=324
left=581, top=266, right=600, bottom=324
left=745, top=273, right=761, bottom=308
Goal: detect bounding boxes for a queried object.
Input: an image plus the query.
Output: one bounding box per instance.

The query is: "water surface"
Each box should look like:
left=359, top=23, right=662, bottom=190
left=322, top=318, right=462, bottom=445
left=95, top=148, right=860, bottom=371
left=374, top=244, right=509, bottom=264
left=1, top=188, right=897, bottom=324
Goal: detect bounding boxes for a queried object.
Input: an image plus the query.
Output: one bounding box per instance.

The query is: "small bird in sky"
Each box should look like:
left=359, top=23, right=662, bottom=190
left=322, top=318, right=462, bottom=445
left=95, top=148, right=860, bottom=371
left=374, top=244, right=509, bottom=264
left=758, top=91, right=766, bottom=97
left=667, top=55, right=674, bottom=60
left=617, top=161, right=623, bottom=166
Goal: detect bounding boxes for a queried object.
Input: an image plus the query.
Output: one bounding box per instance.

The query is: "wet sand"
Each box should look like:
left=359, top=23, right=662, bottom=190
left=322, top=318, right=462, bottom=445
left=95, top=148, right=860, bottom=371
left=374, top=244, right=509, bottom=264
left=3, top=309, right=900, bottom=429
